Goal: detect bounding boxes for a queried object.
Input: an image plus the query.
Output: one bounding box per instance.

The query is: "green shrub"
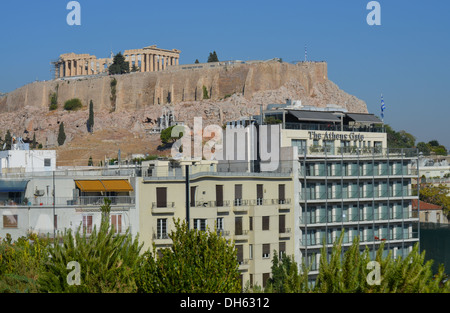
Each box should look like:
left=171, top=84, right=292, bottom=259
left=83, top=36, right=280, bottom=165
left=63, top=98, right=82, bottom=111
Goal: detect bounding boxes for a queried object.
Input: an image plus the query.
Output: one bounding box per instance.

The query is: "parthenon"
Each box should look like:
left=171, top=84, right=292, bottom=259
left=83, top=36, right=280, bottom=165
left=52, top=45, right=181, bottom=79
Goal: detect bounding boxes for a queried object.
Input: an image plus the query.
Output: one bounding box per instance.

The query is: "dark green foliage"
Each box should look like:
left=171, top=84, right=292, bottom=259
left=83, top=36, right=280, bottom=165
left=417, top=142, right=431, bottom=155
left=57, top=122, right=66, bottom=146
left=260, top=232, right=450, bottom=293
left=38, top=199, right=143, bottom=293
left=417, top=140, right=447, bottom=156
left=49, top=92, right=58, bottom=111
left=136, top=219, right=241, bottom=293
left=110, top=78, right=117, bottom=112
left=108, top=52, right=130, bottom=75
left=4, top=130, right=11, bottom=150
left=64, top=98, right=82, bottom=111
left=202, top=85, right=209, bottom=99
left=160, top=125, right=183, bottom=145
left=207, top=51, right=219, bottom=63
left=31, top=133, right=37, bottom=149
left=87, top=100, right=94, bottom=133
left=385, top=124, right=415, bottom=149
left=194, top=59, right=199, bottom=64
left=264, top=116, right=282, bottom=124
left=88, top=156, right=93, bottom=166
left=131, top=65, right=139, bottom=72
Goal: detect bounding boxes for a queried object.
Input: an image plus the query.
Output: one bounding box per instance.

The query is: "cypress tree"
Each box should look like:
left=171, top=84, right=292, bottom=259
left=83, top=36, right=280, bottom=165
left=87, top=100, right=94, bottom=133
left=57, top=122, right=66, bottom=146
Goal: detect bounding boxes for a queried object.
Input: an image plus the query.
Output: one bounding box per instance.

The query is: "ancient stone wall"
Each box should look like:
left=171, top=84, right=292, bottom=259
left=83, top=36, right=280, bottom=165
left=0, top=61, right=340, bottom=114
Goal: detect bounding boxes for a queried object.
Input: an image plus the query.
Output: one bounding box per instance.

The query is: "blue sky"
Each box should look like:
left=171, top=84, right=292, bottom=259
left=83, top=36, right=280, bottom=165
left=1, top=0, right=449, bottom=148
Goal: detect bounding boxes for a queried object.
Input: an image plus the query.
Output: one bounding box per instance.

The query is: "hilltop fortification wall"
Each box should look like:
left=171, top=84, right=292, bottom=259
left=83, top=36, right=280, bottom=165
left=0, top=61, right=347, bottom=113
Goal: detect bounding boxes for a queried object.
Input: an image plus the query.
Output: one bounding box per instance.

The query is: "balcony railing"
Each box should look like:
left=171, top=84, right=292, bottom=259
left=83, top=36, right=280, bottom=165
left=284, top=122, right=385, bottom=133
left=300, top=211, right=415, bottom=225
left=233, top=198, right=292, bottom=206
left=1, top=196, right=135, bottom=207
left=299, top=188, right=415, bottom=201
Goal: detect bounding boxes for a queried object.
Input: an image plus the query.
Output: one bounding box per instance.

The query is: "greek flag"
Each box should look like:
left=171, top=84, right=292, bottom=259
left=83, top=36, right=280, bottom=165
left=381, top=94, right=386, bottom=120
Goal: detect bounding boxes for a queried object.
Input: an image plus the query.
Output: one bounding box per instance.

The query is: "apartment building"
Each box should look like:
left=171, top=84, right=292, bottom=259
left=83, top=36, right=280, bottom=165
left=138, top=158, right=297, bottom=289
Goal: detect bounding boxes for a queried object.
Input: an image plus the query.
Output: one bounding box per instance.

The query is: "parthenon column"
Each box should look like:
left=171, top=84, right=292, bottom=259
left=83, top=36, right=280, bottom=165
left=140, top=55, right=145, bottom=72
left=150, top=54, right=154, bottom=72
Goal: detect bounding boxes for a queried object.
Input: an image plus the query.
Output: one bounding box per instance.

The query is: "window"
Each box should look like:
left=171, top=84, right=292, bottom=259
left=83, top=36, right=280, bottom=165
left=236, top=245, right=244, bottom=264
left=279, top=242, right=286, bottom=258
left=82, top=215, right=93, bottom=234
left=193, top=219, right=207, bottom=231
left=249, top=216, right=253, bottom=231
left=256, top=184, right=263, bottom=205
left=216, top=185, right=224, bottom=207
left=279, top=215, right=286, bottom=233
left=156, top=187, right=167, bottom=208
left=54, top=215, right=58, bottom=230
left=190, top=186, right=197, bottom=207
left=3, top=215, right=18, bottom=228
left=110, top=214, right=122, bottom=233
left=44, top=158, right=51, bottom=167
left=278, top=184, right=286, bottom=204
left=262, top=216, right=270, bottom=231
left=216, top=217, right=224, bottom=231
left=292, top=139, right=306, bottom=155
left=157, top=218, right=168, bottom=239
left=262, top=273, right=271, bottom=288
left=249, top=244, right=253, bottom=260
left=234, top=184, right=243, bottom=206
left=262, top=244, right=270, bottom=258
left=235, top=216, right=243, bottom=235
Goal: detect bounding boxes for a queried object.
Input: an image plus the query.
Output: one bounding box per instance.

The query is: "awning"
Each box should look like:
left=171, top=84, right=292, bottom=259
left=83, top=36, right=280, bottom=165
left=101, top=180, right=133, bottom=192
left=346, top=113, right=383, bottom=124
left=288, top=110, right=341, bottom=122
left=75, top=180, right=107, bottom=192
left=75, top=179, right=133, bottom=192
left=0, top=180, right=29, bottom=193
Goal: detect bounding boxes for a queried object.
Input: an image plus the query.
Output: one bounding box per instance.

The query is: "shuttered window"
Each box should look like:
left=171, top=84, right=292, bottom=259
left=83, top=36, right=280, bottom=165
left=278, top=184, right=286, bottom=203
left=216, top=185, right=224, bottom=207
left=279, top=242, right=286, bottom=257
left=279, top=215, right=286, bottom=233
left=190, top=186, right=196, bottom=207
left=257, top=184, right=263, bottom=205
left=262, top=216, right=270, bottom=231
left=82, top=215, right=93, bottom=234
left=235, top=184, right=243, bottom=205
left=236, top=245, right=244, bottom=264
left=235, top=216, right=243, bottom=235
left=156, top=187, right=167, bottom=208
left=111, top=214, right=122, bottom=233
left=262, top=244, right=270, bottom=258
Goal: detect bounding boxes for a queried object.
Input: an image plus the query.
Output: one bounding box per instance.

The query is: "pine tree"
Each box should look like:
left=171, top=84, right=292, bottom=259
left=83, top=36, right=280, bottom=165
left=87, top=100, right=94, bottom=133
left=207, top=51, right=219, bottom=63
left=32, top=133, right=37, bottom=149
left=4, top=130, right=11, bottom=150
left=57, top=122, right=66, bottom=146
left=108, top=52, right=130, bottom=75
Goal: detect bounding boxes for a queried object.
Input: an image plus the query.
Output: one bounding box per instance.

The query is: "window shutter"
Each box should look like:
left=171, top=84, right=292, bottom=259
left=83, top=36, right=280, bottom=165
left=236, top=245, right=243, bottom=263
left=278, top=184, right=285, bottom=203
left=216, top=185, right=223, bottom=207
left=279, top=215, right=285, bottom=233
left=257, top=184, right=263, bottom=200
left=235, top=184, right=242, bottom=200
left=235, top=216, right=243, bottom=235
left=190, top=186, right=196, bottom=207
left=156, top=187, right=167, bottom=208
left=263, top=243, right=270, bottom=257
left=262, top=216, right=270, bottom=230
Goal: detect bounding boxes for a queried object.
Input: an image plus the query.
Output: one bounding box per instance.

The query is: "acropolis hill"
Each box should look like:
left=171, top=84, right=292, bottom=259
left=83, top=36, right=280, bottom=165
left=0, top=59, right=368, bottom=165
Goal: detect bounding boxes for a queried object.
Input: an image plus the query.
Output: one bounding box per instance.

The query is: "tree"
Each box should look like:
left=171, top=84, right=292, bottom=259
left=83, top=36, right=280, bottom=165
left=385, top=125, right=416, bottom=149
left=194, top=59, right=199, bottom=64
left=64, top=98, right=82, bottom=111
left=4, top=130, right=11, bottom=150
left=202, top=85, right=209, bottom=99
left=160, top=125, right=183, bottom=145
left=87, top=100, right=94, bottom=133
left=419, top=183, right=450, bottom=216
left=108, top=52, right=130, bottom=75
left=31, top=133, right=37, bottom=149
left=417, top=142, right=431, bottom=155
left=207, top=51, right=219, bottom=63
left=88, top=156, right=93, bottom=167
left=37, top=202, right=143, bottom=293
left=261, top=233, right=450, bottom=293
left=136, top=219, right=241, bottom=293
left=131, top=65, right=139, bottom=72
left=429, top=140, right=440, bottom=147
left=57, top=122, right=66, bottom=146
left=49, top=92, right=58, bottom=111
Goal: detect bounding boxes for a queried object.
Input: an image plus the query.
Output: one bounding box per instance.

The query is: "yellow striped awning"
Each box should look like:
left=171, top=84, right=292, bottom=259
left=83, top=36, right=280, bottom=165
left=75, top=180, right=133, bottom=192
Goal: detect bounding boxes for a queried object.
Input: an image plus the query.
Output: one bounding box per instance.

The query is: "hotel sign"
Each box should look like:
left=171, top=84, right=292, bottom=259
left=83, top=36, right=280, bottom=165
left=308, top=131, right=365, bottom=142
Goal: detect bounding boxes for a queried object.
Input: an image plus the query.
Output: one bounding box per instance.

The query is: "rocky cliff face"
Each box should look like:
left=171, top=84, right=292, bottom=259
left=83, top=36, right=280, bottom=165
left=0, top=60, right=368, bottom=165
